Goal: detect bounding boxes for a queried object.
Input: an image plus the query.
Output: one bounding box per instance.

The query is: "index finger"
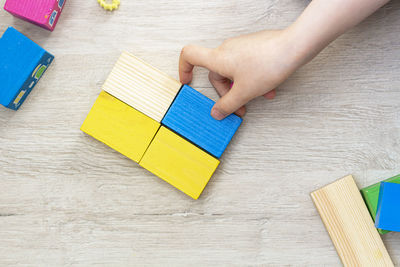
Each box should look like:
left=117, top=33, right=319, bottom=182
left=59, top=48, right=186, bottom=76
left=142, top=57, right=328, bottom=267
left=179, top=45, right=215, bottom=84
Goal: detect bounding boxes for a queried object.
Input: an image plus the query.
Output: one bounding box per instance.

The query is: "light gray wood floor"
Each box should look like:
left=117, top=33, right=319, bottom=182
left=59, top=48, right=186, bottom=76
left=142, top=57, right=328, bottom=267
left=0, top=0, right=399, bottom=265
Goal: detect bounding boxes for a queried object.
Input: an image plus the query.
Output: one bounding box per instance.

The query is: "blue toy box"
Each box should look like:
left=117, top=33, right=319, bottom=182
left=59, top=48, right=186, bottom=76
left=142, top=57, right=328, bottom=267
left=0, top=27, right=54, bottom=110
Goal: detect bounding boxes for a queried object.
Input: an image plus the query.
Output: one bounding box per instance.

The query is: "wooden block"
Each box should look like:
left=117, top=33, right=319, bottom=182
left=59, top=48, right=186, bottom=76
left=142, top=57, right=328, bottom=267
left=139, top=126, right=220, bottom=199
left=0, top=27, right=54, bottom=110
left=361, top=174, right=400, bottom=234
left=375, top=182, right=400, bottom=232
left=311, top=175, right=393, bottom=266
left=162, top=85, right=242, bottom=158
left=4, top=0, right=66, bottom=31
left=102, top=52, right=182, bottom=122
left=81, top=91, right=160, bottom=163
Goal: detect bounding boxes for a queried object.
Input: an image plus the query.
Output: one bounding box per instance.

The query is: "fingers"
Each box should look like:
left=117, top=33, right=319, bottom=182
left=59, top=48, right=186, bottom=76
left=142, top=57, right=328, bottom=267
left=211, top=81, right=250, bottom=120
left=234, top=105, right=247, bottom=117
left=208, top=71, right=231, bottom=96
left=263, top=89, right=276, bottom=100
left=179, top=45, right=215, bottom=84
left=209, top=72, right=246, bottom=117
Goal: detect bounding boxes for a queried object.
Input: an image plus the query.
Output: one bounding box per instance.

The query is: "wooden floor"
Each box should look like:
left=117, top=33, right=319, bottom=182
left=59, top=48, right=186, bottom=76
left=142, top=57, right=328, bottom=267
left=1, top=0, right=399, bottom=265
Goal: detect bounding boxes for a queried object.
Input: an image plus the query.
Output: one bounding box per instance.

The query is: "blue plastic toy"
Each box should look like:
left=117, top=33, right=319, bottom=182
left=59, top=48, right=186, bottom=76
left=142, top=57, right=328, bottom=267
left=375, top=182, right=400, bottom=232
left=0, top=27, right=54, bottom=110
left=162, top=84, right=242, bottom=158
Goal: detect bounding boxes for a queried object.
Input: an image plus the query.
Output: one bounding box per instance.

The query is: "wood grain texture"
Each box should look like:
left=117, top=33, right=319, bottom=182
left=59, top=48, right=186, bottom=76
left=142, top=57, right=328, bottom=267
left=0, top=0, right=399, bottom=265
left=311, top=175, right=394, bottom=266
left=102, top=51, right=182, bottom=122
left=162, top=85, right=242, bottom=158
left=140, top=126, right=220, bottom=199
left=81, top=91, right=160, bottom=163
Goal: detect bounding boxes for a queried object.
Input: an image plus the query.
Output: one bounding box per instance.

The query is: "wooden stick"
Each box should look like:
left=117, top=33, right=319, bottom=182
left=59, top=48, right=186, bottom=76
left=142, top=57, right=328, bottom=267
left=311, top=175, right=393, bottom=266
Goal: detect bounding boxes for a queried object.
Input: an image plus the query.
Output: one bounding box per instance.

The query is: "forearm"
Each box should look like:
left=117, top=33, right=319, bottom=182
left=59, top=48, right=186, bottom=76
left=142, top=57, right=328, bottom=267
left=286, top=0, right=390, bottom=66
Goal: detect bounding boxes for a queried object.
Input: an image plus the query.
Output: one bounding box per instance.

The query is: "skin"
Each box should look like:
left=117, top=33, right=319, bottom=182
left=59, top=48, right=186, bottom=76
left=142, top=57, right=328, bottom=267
left=179, top=0, right=391, bottom=120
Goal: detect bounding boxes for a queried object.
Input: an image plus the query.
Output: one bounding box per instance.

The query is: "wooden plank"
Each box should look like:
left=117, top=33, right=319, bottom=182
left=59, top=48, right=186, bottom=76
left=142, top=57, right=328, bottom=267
left=81, top=90, right=160, bottom=163
left=139, top=126, right=220, bottom=199
left=102, top=51, right=182, bottom=122
left=361, top=174, right=400, bottom=234
left=162, top=85, right=242, bottom=158
left=311, top=175, right=394, bottom=266
left=375, top=182, right=400, bottom=232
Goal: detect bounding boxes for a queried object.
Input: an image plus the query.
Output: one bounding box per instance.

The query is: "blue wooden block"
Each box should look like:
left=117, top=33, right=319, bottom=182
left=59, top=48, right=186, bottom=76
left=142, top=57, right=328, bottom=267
left=375, top=182, right=400, bottom=232
left=0, top=27, right=54, bottom=110
left=162, top=84, right=242, bottom=158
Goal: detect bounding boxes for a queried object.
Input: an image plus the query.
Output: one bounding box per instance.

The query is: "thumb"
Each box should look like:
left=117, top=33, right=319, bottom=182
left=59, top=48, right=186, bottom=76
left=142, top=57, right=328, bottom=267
left=210, top=82, right=249, bottom=120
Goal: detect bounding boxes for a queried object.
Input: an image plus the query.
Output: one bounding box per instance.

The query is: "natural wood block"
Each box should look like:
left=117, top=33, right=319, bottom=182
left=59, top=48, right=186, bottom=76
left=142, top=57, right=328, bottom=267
left=162, top=85, right=242, bottom=158
left=102, top=51, right=182, bottom=122
left=81, top=91, right=160, bottom=163
left=139, top=126, right=220, bottom=199
left=311, top=175, right=393, bottom=266
left=361, top=174, right=400, bottom=234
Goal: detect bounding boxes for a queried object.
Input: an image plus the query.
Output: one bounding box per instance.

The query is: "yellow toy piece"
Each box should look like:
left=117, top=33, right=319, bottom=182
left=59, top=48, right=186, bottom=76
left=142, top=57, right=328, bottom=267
left=140, top=126, right=220, bottom=199
left=97, top=0, right=120, bottom=11
left=81, top=91, right=160, bottom=163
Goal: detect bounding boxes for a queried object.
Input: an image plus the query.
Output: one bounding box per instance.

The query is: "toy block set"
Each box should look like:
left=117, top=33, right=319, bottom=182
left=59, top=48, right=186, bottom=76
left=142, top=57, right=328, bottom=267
left=312, top=173, right=400, bottom=265
left=2, top=0, right=399, bottom=263
left=81, top=52, right=242, bottom=199
left=4, top=0, right=66, bottom=31
left=0, top=27, right=53, bottom=110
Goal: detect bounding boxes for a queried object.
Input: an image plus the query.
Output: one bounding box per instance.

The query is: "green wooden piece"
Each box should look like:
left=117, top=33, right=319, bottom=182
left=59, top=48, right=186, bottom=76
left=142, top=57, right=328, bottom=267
left=361, top=174, right=400, bottom=234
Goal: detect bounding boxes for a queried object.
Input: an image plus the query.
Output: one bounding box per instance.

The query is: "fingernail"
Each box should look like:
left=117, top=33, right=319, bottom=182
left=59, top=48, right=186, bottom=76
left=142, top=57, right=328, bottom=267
left=211, top=107, right=226, bottom=120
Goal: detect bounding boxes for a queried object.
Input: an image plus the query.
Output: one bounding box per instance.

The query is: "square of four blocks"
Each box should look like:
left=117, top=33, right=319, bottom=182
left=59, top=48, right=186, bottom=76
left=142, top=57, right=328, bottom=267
left=81, top=52, right=242, bottom=199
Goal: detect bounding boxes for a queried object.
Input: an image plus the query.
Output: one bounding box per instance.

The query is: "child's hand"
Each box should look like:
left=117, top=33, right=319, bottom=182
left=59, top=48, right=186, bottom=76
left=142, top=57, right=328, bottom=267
left=179, top=0, right=389, bottom=120
left=179, top=30, right=302, bottom=120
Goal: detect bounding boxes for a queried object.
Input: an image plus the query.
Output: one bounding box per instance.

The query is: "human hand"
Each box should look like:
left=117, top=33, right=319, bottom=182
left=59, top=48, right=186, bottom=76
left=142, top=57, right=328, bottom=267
left=179, top=30, right=303, bottom=120
left=180, top=0, right=390, bottom=120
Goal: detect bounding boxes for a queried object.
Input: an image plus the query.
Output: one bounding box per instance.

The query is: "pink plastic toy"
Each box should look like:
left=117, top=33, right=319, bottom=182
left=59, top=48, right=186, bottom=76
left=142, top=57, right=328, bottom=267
left=4, top=0, right=66, bottom=31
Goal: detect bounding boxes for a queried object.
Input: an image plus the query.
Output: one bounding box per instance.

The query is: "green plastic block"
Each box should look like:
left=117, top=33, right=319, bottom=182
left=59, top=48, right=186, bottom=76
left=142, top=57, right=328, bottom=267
left=361, top=174, right=400, bottom=234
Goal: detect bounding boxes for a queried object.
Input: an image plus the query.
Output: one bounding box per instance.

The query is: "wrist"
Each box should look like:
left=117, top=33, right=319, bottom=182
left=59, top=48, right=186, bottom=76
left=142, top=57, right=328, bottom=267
left=276, top=28, right=313, bottom=72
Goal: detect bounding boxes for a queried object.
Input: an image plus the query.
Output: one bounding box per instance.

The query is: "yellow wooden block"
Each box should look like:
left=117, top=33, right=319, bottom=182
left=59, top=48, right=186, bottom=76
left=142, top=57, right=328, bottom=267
left=139, top=126, right=220, bottom=199
left=81, top=91, right=160, bottom=163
